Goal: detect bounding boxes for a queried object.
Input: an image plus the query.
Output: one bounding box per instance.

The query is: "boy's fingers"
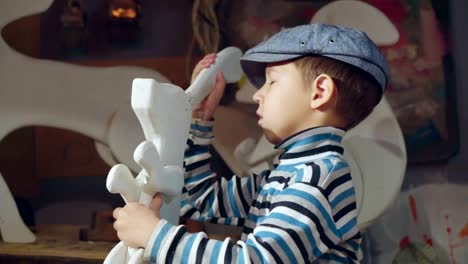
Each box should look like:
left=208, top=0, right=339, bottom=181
left=192, top=53, right=217, bottom=83
left=216, top=71, right=226, bottom=87
left=203, top=53, right=216, bottom=60
left=199, top=72, right=226, bottom=120
left=192, top=64, right=209, bottom=82
left=203, top=54, right=216, bottom=61
left=212, top=72, right=226, bottom=98
left=197, top=55, right=216, bottom=69
left=199, top=60, right=215, bottom=70
left=198, top=55, right=215, bottom=68
left=113, top=207, right=122, bottom=219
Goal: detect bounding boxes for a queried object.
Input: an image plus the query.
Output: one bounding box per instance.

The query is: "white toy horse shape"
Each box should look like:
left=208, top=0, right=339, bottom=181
left=0, top=0, right=169, bottom=243
left=104, top=46, right=243, bottom=264
left=0, top=173, right=36, bottom=243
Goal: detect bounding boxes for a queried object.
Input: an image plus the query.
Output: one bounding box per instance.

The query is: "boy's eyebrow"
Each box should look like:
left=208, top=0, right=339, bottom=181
left=265, top=67, right=278, bottom=75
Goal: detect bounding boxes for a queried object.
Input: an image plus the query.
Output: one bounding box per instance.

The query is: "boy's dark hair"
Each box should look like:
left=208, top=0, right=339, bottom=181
left=294, top=56, right=382, bottom=129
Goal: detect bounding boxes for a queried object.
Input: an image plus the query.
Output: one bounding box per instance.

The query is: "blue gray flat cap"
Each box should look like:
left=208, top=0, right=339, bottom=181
left=240, top=23, right=390, bottom=91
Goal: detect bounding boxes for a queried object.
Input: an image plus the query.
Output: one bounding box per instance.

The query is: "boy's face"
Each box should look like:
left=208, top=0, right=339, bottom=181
left=252, top=62, right=313, bottom=145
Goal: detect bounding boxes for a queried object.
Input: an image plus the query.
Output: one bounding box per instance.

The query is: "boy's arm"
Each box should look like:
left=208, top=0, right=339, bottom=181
left=180, top=118, right=262, bottom=225
left=144, top=181, right=360, bottom=263
left=179, top=53, right=261, bottom=224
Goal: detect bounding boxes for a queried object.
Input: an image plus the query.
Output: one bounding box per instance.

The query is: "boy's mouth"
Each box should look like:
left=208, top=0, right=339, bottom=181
left=256, top=111, right=263, bottom=125
left=256, top=111, right=262, bottom=119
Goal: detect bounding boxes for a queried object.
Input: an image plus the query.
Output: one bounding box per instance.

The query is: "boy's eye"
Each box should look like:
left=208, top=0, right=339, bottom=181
left=270, top=80, right=276, bottom=85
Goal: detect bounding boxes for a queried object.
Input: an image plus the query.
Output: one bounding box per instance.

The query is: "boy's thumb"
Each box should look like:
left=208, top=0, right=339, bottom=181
left=149, top=193, right=163, bottom=211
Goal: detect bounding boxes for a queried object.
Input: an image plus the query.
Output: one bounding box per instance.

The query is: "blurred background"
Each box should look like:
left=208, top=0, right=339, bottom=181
left=0, top=0, right=467, bottom=263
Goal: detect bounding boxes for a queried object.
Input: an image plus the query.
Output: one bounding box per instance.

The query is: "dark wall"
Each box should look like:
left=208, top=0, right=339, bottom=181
left=448, top=0, right=468, bottom=180
left=40, top=0, right=196, bottom=60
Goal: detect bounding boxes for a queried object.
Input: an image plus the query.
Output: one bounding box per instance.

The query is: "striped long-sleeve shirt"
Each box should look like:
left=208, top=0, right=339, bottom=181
left=144, top=119, right=362, bottom=263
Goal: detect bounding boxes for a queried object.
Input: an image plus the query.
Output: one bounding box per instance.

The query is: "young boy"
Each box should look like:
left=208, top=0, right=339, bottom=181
left=112, top=23, right=389, bottom=263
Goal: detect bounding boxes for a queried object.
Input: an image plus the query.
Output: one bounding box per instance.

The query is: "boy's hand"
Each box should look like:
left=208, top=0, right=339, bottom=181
left=191, top=53, right=226, bottom=121
left=113, top=194, right=163, bottom=248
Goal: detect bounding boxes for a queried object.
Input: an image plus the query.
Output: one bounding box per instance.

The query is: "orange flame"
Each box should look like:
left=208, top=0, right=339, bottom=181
left=111, top=8, right=137, bottom=19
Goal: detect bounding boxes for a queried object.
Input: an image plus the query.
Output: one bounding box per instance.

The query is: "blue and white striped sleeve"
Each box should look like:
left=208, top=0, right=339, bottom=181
left=143, top=182, right=352, bottom=263
left=247, top=182, right=351, bottom=263
left=144, top=218, right=250, bottom=263
left=180, top=119, right=261, bottom=225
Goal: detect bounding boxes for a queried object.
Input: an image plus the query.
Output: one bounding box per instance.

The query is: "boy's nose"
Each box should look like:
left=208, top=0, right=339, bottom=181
left=252, top=87, right=262, bottom=103
left=252, top=91, right=258, bottom=103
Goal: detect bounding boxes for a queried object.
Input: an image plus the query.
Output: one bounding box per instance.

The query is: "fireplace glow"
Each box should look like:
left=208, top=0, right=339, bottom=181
left=109, top=0, right=140, bottom=21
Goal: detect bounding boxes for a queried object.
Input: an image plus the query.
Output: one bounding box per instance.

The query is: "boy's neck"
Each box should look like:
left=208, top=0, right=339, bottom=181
left=275, top=125, right=346, bottom=152
left=299, top=111, right=347, bottom=133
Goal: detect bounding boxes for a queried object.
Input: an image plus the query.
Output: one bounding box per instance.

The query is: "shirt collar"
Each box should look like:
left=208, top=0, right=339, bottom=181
left=275, top=126, right=346, bottom=157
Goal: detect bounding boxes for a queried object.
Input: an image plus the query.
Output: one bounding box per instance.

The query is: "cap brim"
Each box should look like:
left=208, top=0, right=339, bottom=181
left=240, top=53, right=302, bottom=88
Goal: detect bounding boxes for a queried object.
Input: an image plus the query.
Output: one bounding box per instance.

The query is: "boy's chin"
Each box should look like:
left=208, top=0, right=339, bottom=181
left=263, top=130, right=282, bottom=145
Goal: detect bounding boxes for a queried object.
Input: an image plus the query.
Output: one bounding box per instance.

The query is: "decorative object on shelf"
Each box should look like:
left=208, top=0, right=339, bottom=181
left=107, top=0, right=141, bottom=44
left=108, top=0, right=140, bottom=21
left=60, top=0, right=88, bottom=56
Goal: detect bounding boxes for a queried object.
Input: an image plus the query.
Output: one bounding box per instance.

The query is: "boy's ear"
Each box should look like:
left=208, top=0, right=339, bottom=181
left=310, top=74, right=336, bottom=110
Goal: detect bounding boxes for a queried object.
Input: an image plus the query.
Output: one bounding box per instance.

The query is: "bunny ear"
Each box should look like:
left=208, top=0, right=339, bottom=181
left=310, top=0, right=399, bottom=46
left=186, top=46, right=243, bottom=109
left=216, top=47, right=243, bottom=83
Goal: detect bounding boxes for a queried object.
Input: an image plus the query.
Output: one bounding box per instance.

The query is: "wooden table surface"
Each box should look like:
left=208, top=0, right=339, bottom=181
left=0, top=239, right=115, bottom=263
left=0, top=225, right=116, bottom=264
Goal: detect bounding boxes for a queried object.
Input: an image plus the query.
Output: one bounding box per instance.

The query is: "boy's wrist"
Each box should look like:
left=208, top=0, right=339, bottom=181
left=139, top=216, right=160, bottom=248
left=189, top=118, right=215, bottom=145
left=192, top=110, right=214, bottom=121
left=143, top=219, right=173, bottom=262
